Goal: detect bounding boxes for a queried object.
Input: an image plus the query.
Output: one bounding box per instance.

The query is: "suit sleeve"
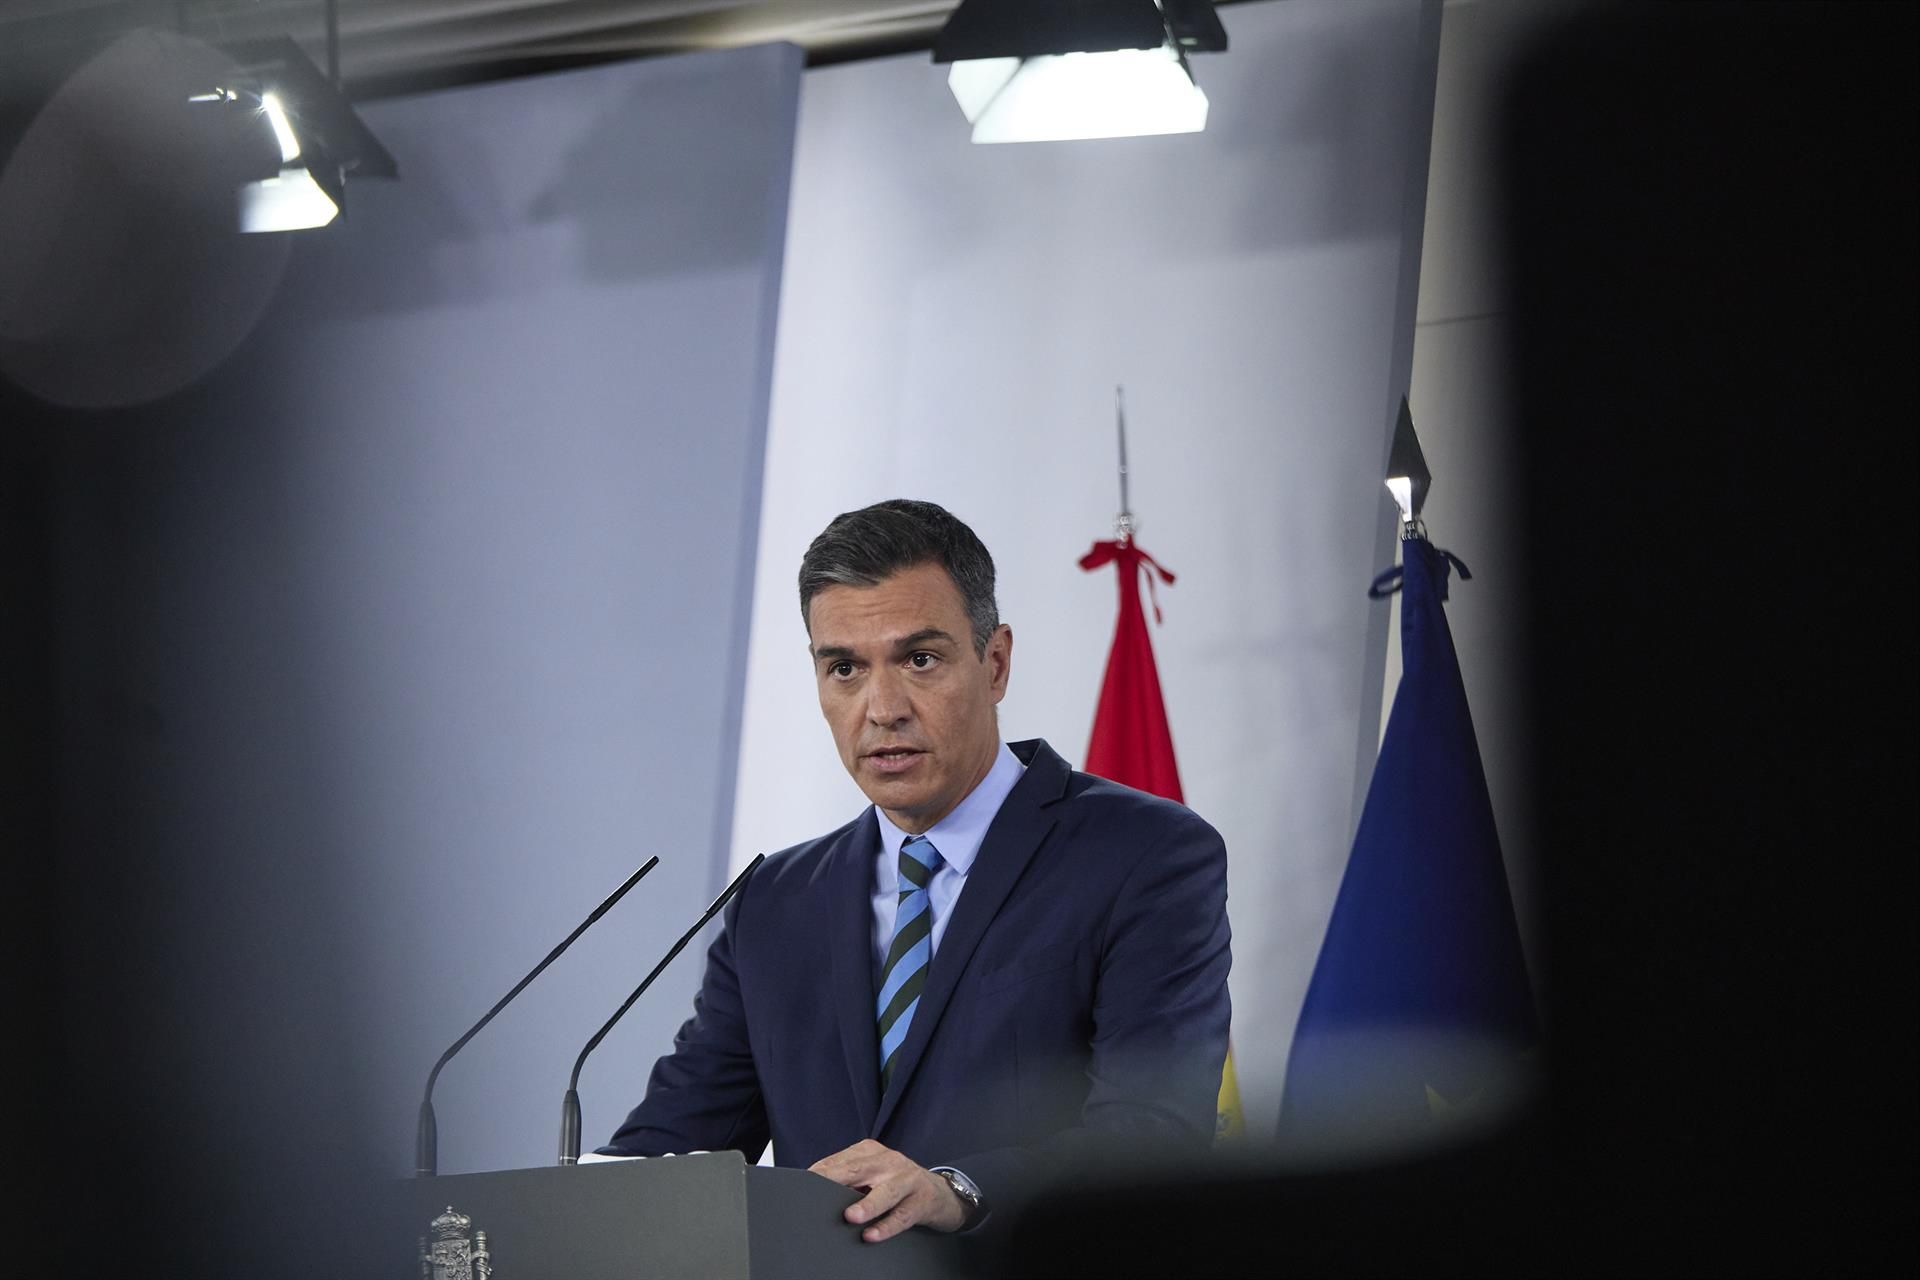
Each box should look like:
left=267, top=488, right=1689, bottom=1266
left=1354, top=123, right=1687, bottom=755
left=598, top=874, right=770, bottom=1161
left=948, top=807, right=1232, bottom=1227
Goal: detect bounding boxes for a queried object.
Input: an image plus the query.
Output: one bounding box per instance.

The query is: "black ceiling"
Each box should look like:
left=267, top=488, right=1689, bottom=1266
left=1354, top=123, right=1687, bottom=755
left=3, top=2, right=1262, bottom=98
left=2, top=1, right=966, bottom=99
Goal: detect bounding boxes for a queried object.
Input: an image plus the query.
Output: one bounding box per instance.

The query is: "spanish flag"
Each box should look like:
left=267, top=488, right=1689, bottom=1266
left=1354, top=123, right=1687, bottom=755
left=1080, top=536, right=1245, bottom=1144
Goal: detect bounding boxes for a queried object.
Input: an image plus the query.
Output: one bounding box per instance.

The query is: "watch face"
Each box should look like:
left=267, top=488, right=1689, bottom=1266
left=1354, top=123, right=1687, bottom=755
left=937, top=1169, right=982, bottom=1215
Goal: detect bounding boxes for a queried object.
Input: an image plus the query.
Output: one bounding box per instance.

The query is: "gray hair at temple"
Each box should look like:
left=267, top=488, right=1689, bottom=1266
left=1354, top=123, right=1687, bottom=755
left=798, top=499, right=1000, bottom=656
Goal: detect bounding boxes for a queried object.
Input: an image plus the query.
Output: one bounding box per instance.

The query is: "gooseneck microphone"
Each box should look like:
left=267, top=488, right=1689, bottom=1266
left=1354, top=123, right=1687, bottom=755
left=414, top=856, right=661, bottom=1177
left=560, top=853, right=766, bottom=1165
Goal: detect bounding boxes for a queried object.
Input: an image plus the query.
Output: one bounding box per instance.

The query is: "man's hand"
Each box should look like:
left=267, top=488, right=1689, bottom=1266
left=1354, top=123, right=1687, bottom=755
left=807, top=1138, right=966, bottom=1242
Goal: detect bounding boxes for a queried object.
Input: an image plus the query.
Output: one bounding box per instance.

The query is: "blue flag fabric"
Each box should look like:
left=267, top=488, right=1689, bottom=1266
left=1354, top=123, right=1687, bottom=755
left=1280, top=536, right=1536, bottom=1150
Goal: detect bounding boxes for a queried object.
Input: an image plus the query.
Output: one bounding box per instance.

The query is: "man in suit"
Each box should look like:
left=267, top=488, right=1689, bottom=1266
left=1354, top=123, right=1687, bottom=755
left=603, top=499, right=1231, bottom=1243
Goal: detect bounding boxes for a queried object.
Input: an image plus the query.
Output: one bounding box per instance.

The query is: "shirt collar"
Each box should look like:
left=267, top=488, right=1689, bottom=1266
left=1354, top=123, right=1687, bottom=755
left=873, top=742, right=1026, bottom=881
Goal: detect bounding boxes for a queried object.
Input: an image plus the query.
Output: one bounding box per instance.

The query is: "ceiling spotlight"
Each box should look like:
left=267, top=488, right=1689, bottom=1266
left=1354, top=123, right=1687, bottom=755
left=933, top=0, right=1228, bottom=144
left=189, top=37, right=395, bottom=233
left=239, top=156, right=347, bottom=235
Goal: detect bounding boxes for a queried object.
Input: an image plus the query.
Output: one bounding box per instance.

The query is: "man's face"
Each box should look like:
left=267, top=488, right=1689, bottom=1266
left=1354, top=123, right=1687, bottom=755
left=807, top=561, right=1012, bottom=834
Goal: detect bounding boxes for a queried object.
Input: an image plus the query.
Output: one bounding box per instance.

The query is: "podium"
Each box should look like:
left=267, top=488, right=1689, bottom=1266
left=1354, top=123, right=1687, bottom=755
left=399, top=1153, right=972, bottom=1278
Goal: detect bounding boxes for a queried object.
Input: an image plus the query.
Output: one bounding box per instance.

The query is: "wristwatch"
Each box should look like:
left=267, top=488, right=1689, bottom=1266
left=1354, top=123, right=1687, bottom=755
left=928, top=1165, right=986, bottom=1229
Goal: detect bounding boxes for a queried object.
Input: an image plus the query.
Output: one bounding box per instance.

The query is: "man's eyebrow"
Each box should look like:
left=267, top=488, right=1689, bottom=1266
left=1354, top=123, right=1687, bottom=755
left=896, top=628, right=960, bottom=652
left=812, top=630, right=960, bottom=662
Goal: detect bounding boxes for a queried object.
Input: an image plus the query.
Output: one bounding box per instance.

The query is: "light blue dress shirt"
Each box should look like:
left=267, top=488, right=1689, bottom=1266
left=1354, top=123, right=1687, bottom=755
left=869, top=741, right=1026, bottom=980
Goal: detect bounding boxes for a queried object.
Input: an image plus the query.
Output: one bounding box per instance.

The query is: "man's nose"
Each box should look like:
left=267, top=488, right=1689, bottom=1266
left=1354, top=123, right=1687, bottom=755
left=865, top=667, right=910, bottom=726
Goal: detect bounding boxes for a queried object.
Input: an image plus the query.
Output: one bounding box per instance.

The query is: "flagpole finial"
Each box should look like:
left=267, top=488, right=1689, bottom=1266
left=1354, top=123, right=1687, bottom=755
left=1385, top=396, right=1431, bottom=540
left=1114, top=384, right=1135, bottom=543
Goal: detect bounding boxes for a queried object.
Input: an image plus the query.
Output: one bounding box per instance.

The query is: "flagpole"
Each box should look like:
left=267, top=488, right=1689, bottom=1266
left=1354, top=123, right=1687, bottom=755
left=1084, top=385, right=1241, bottom=1143
left=1114, top=385, right=1135, bottom=544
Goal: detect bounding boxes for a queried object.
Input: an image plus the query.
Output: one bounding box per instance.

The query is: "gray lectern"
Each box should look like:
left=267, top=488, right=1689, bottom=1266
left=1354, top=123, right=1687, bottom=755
left=400, top=1153, right=972, bottom=1278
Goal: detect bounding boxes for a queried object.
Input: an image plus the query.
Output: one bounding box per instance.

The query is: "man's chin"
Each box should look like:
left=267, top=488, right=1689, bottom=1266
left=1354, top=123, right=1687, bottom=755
left=856, top=777, right=922, bottom=807
left=851, top=772, right=932, bottom=820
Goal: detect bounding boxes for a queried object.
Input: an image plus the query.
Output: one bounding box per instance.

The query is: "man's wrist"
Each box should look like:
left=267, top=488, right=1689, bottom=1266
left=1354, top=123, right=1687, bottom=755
left=927, top=1165, right=986, bottom=1231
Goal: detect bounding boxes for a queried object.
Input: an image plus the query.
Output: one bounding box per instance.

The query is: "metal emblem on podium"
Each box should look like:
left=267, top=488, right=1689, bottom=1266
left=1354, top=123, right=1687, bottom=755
left=418, top=1205, right=493, bottom=1279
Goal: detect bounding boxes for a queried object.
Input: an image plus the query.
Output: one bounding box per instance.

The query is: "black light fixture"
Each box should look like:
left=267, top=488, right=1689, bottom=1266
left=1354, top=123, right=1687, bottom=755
left=932, top=0, right=1229, bottom=143
left=191, top=31, right=395, bottom=232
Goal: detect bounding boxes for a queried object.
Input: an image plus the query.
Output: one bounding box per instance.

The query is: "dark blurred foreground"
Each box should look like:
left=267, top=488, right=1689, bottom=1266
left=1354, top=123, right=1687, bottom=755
left=3, top=2, right=1913, bottom=1274
left=1010, top=3, right=1915, bottom=1274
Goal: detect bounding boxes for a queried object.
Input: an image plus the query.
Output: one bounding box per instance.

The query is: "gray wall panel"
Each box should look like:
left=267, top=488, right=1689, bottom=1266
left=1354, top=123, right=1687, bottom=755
left=46, top=41, right=801, bottom=1183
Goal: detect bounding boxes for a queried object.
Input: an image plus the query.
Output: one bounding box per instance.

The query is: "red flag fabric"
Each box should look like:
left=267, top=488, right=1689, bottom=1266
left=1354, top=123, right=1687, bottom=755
left=1079, top=539, right=1182, bottom=802
left=1081, top=537, right=1245, bottom=1141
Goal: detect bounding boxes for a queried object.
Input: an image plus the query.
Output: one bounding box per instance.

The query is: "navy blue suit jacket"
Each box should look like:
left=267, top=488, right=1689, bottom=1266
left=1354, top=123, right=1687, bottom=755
left=604, top=738, right=1231, bottom=1216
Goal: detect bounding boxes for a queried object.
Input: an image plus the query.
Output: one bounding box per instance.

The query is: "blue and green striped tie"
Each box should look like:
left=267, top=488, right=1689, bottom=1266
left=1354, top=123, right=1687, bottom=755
left=877, top=834, right=940, bottom=1088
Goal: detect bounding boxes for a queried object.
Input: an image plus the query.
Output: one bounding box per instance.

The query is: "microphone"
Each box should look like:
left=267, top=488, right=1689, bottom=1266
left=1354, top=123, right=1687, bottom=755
left=415, top=856, right=660, bottom=1177
left=559, top=853, right=766, bottom=1165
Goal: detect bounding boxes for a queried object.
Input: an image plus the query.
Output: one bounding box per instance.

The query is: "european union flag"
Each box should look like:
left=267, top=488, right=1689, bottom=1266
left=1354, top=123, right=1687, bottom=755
left=1280, top=535, right=1537, bottom=1155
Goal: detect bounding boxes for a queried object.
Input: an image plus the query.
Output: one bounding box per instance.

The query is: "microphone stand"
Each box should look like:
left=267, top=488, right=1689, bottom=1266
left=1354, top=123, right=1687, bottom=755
left=560, top=854, right=765, bottom=1164
left=415, top=857, right=660, bottom=1176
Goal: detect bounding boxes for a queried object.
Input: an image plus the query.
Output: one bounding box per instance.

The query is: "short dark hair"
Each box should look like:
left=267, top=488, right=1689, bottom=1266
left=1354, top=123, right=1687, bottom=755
left=798, top=499, right=1000, bottom=655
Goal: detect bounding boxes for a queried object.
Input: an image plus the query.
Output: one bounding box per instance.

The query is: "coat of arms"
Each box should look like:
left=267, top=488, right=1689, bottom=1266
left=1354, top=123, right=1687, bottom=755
left=419, top=1205, right=494, bottom=1279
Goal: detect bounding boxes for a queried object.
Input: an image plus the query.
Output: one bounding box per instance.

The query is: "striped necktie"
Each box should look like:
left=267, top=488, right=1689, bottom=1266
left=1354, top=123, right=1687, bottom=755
left=877, top=834, right=940, bottom=1088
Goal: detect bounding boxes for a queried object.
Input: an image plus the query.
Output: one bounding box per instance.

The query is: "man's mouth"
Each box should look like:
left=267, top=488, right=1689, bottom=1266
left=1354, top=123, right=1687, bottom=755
left=864, top=746, right=925, bottom=774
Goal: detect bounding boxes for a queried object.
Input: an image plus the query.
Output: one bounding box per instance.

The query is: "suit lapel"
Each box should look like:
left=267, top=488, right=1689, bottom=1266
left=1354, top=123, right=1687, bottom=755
left=826, top=810, right=881, bottom=1136
left=872, top=740, right=1072, bottom=1136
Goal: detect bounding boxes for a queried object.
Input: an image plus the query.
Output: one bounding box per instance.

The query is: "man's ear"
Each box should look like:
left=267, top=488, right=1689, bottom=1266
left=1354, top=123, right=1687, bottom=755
left=987, top=624, right=1012, bottom=702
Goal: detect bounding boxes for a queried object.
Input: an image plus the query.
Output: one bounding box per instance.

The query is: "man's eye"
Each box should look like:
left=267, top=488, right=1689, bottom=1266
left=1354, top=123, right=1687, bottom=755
left=830, top=661, right=855, bottom=678
left=909, top=652, right=937, bottom=669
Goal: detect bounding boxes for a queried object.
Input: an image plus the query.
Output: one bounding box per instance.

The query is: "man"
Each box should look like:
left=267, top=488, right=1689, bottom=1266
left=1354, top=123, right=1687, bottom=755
left=603, top=499, right=1230, bottom=1243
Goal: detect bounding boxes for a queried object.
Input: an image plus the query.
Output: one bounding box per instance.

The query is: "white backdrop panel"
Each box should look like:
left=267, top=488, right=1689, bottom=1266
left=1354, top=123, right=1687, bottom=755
left=733, top=0, right=1438, bottom=1139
